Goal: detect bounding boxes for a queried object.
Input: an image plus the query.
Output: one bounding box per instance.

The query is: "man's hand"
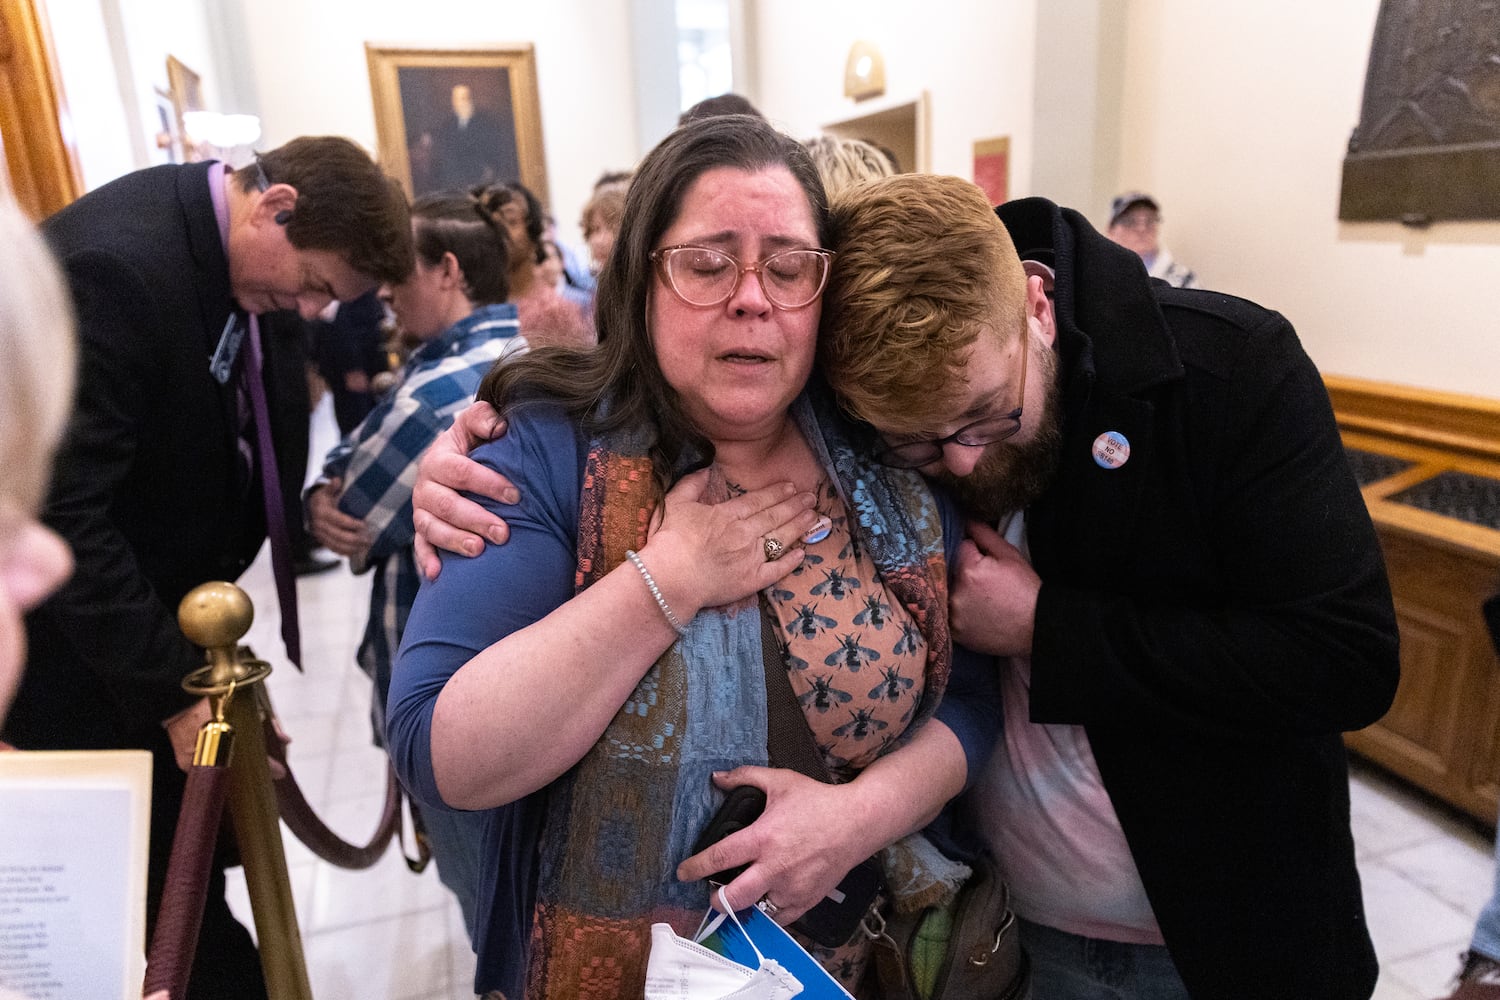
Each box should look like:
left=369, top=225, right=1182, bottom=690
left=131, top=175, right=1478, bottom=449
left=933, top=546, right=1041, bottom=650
left=306, top=478, right=368, bottom=557
left=411, top=401, right=517, bottom=579
left=162, top=698, right=213, bottom=771
left=162, top=698, right=290, bottom=778
left=950, top=519, right=1041, bottom=657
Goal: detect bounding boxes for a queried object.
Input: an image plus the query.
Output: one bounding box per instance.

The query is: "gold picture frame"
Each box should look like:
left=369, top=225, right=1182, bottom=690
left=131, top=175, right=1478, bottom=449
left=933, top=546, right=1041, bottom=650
left=365, top=43, right=547, bottom=206
left=165, top=55, right=205, bottom=162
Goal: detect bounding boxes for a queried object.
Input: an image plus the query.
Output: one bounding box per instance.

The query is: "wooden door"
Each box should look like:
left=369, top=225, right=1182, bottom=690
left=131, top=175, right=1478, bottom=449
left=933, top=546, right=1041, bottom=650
left=0, top=0, right=81, bottom=218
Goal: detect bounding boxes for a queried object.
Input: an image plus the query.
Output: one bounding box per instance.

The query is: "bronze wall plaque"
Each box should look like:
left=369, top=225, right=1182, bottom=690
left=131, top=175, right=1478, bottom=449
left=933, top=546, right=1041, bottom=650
left=1340, top=0, right=1500, bottom=225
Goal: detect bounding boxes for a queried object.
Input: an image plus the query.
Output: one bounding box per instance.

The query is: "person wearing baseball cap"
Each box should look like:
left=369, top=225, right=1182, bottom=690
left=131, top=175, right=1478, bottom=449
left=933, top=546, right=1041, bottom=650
left=1107, top=191, right=1200, bottom=288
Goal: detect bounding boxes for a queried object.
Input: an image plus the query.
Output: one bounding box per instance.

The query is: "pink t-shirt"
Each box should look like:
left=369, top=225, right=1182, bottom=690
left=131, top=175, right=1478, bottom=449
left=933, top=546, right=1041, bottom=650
left=970, top=514, right=1164, bottom=945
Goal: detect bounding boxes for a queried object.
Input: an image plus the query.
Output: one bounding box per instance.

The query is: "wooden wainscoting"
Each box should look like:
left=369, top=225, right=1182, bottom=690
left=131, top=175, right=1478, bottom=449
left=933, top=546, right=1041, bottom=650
left=1330, top=375, right=1500, bottom=825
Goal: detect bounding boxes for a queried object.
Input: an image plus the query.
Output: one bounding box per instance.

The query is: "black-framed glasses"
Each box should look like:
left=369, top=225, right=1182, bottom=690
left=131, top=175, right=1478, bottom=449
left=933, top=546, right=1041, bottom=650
left=650, top=244, right=835, bottom=310
left=874, top=329, right=1029, bottom=469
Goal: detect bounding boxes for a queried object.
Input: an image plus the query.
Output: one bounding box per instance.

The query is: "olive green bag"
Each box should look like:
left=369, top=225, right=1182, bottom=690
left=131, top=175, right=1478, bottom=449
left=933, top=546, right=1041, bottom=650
left=871, top=852, right=1030, bottom=1000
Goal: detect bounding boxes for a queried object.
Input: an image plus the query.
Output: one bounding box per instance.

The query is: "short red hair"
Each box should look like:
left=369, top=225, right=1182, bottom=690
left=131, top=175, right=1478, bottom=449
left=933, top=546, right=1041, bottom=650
left=820, top=174, right=1026, bottom=433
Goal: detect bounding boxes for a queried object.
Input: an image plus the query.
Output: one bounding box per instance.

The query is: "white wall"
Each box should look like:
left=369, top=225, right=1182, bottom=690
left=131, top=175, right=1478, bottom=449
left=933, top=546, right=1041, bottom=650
left=750, top=0, right=1037, bottom=186
left=1116, top=0, right=1500, bottom=397
left=752, top=0, right=1497, bottom=398
left=38, top=0, right=1499, bottom=398
left=220, top=0, right=641, bottom=247
left=630, top=0, right=681, bottom=152
left=1030, top=0, right=1126, bottom=213
left=44, top=0, right=641, bottom=248
left=45, top=0, right=221, bottom=189
left=46, top=0, right=138, bottom=190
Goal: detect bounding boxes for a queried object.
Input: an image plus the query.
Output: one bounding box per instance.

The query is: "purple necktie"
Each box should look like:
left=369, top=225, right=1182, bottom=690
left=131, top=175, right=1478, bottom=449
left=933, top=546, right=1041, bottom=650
left=208, top=161, right=302, bottom=669
left=242, top=316, right=302, bottom=669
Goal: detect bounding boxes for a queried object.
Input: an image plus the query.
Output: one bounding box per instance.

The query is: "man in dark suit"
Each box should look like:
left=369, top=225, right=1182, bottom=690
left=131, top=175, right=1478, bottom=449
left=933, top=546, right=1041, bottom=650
left=429, top=83, right=519, bottom=193
left=6, top=136, right=412, bottom=998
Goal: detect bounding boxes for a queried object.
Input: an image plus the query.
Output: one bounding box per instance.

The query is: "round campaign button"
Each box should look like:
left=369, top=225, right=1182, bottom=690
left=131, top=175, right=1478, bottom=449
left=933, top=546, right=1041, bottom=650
left=802, top=517, right=832, bottom=545
left=1092, top=431, right=1130, bottom=470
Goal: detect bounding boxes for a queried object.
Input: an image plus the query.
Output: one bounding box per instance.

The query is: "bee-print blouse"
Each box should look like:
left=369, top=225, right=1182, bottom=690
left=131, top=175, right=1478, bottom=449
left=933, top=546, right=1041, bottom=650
left=765, top=477, right=928, bottom=774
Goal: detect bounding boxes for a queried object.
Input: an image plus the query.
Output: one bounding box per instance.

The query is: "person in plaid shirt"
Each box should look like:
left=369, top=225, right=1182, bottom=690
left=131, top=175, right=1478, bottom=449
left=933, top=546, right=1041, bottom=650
left=305, top=191, right=527, bottom=936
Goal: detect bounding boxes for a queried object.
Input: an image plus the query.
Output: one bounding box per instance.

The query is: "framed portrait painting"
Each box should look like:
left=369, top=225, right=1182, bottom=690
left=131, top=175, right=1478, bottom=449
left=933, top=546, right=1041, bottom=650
left=365, top=44, right=547, bottom=206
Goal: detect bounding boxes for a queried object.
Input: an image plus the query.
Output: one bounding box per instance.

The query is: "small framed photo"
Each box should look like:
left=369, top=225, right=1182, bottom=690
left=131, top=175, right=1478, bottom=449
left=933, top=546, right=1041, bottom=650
left=365, top=43, right=548, bottom=205
left=973, top=136, right=1010, bottom=207
left=165, top=55, right=205, bottom=162
left=151, top=87, right=183, bottom=164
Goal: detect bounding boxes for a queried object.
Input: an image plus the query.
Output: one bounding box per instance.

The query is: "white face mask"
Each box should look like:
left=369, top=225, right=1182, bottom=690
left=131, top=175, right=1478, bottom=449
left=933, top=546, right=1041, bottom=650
left=643, top=888, right=804, bottom=1000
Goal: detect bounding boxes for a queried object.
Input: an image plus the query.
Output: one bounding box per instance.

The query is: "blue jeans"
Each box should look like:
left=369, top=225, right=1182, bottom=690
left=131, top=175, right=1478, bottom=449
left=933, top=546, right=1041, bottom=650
left=1019, top=918, right=1191, bottom=1000
left=1472, top=806, right=1500, bottom=961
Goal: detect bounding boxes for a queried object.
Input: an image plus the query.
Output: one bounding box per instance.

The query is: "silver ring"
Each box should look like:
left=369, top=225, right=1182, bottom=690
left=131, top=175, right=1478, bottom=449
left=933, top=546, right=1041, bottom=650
left=759, top=895, right=780, bottom=917
left=762, top=537, right=786, bottom=562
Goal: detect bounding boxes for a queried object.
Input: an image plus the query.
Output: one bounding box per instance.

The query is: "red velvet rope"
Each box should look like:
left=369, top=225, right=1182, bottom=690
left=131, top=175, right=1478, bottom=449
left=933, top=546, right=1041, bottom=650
left=140, top=711, right=413, bottom=996
left=271, top=746, right=402, bottom=870
left=142, top=763, right=231, bottom=998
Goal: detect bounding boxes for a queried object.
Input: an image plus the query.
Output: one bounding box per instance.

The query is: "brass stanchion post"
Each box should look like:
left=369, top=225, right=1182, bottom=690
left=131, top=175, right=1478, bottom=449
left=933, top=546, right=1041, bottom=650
left=180, top=582, right=313, bottom=1000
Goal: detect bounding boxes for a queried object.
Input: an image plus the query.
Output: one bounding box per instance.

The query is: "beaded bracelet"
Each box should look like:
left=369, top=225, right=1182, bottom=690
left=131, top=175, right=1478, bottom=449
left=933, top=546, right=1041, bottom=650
left=626, top=549, right=688, bottom=636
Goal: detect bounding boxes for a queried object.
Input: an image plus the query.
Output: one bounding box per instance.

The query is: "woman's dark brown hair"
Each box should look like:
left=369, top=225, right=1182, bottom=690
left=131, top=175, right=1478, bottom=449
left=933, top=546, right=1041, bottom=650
left=470, top=181, right=547, bottom=265
left=478, top=114, right=829, bottom=499
left=410, top=192, right=510, bottom=305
